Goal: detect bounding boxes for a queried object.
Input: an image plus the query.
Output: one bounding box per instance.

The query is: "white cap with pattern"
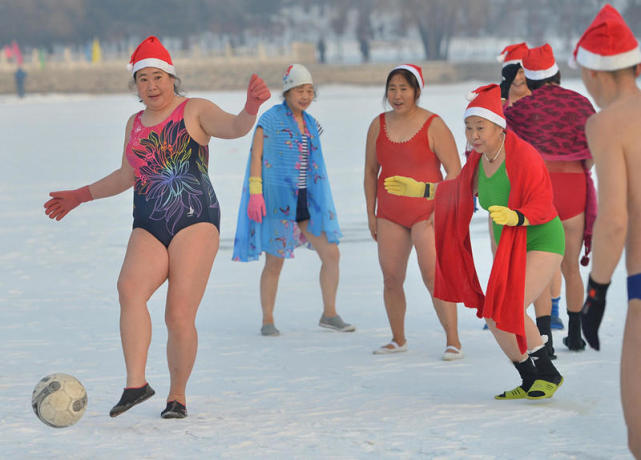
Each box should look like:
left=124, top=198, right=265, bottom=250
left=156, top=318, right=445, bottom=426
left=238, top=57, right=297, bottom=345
left=283, top=64, right=313, bottom=92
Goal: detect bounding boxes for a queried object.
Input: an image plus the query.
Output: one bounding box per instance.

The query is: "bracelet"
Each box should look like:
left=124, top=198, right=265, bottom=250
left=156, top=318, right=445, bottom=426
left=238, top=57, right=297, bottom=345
left=515, top=210, right=525, bottom=226
left=423, top=183, right=431, bottom=198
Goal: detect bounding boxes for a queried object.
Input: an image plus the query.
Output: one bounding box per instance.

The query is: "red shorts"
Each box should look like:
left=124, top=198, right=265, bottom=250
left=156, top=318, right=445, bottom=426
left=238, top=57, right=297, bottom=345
left=549, top=172, right=586, bottom=220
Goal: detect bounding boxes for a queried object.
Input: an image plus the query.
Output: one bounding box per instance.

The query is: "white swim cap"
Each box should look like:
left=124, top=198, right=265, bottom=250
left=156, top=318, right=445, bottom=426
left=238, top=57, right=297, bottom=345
left=282, top=64, right=313, bottom=92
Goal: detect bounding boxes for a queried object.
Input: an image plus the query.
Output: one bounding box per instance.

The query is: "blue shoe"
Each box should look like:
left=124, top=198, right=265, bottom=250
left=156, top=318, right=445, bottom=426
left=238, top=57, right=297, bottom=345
left=482, top=323, right=489, bottom=330
left=550, top=315, right=564, bottom=330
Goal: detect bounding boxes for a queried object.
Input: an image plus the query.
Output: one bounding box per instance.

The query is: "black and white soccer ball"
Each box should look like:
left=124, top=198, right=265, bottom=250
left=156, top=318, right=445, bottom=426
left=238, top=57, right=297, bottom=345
left=32, top=373, right=87, bottom=428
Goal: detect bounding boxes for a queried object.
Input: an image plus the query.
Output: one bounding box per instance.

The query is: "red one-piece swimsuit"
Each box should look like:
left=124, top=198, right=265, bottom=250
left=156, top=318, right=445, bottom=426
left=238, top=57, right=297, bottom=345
left=376, top=113, right=443, bottom=228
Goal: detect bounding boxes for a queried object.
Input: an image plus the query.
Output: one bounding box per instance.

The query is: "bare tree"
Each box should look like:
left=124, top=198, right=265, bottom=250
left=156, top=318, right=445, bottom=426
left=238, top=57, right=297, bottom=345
left=397, top=0, right=462, bottom=61
left=355, top=0, right=374, bottom=62
left=329, top=2, right=350, bottom=61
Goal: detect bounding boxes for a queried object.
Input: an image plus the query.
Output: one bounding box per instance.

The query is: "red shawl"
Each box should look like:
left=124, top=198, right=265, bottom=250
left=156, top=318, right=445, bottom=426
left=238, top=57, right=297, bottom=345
left=434, top=130, right=558, bottom=354
left=504, top=84, right=597, bottom=265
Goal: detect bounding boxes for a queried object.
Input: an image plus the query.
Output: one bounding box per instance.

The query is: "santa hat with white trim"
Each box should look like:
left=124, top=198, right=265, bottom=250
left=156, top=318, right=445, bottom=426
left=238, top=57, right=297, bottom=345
left=571, top=4, right=641, bottom=71
left=497, top=42, right=529, bottom=67
left=464, top=84, right=505, bottom=129
left=391, top=64, right=424, bottom=89
left=127, top=36, right=175, bottom=76
left=522, top=44, right=559, bottom=81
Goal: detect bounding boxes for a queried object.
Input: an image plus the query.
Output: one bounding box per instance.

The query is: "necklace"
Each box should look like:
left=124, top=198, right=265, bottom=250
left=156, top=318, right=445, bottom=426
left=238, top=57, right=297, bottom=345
left=484, top=133, right=505, bottom=163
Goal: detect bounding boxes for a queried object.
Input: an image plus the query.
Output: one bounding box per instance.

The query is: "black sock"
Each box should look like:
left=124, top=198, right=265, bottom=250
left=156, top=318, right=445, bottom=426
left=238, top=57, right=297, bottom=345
left=567, top=311, right=581, bottom=339
left=529, top=347, right=562, bottom=384
left=536, top=315, right=551, bottom=339
left=513, top=358, right=538, bottom=391
left=563, top=311, right=586, bottom=350
left=536, top=315, right=555, bottom=356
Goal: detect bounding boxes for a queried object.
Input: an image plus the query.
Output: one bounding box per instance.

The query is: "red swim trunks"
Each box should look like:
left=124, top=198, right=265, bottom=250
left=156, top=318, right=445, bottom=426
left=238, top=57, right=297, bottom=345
left=376, top=113, right=443, bottom=228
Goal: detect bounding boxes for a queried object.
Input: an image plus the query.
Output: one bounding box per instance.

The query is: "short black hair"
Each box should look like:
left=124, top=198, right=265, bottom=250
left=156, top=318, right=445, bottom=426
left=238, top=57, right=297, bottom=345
left=500, top=63, right=521, bottom=100
left=526, top=71, right=561, bottom=91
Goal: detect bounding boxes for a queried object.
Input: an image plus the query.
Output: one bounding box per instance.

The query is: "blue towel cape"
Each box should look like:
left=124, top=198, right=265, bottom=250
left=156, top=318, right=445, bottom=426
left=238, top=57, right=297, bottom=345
left=232, top=102, right=341, bottom=261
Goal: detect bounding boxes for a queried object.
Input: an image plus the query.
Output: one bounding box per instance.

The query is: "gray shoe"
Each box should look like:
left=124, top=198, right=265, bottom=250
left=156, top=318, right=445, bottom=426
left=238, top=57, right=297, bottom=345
left=319, top=315, right=355, bottom=332
left=261, top=323, right=280, bottom=336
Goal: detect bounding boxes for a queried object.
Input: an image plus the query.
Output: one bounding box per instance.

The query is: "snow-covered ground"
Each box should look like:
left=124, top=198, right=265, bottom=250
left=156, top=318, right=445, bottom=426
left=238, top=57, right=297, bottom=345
left=0, top=82, right=632, bottom=459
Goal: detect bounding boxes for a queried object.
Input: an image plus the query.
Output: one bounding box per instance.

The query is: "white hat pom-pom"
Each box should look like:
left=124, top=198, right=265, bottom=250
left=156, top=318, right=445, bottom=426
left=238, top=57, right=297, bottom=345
left=496, top=53, right=506, bottom=63
left=466, top=91, right=478, bottom=101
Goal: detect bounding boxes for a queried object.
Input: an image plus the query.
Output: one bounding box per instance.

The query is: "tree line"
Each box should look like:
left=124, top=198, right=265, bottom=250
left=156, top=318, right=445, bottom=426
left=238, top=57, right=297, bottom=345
left=1, top=0, right=636, bottom=61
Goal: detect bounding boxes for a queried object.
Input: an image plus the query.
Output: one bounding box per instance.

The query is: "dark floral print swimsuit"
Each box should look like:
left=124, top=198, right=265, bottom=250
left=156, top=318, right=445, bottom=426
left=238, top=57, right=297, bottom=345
left=125, top=99, right=220, bottom=247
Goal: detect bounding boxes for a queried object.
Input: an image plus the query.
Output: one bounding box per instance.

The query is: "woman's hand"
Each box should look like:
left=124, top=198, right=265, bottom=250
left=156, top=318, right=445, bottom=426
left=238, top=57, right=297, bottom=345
left=44, top=186, right=93, bottom=221
left=247, top=176, right=266, bottom=223
left=248, top=194, right=266, bottom=223
left=384, top=176, right=435, bottom=199
left=488, top=205, right=529, bottom=226
left=244, top=74, right=271, bottom=116
left=367, top=213, right=377, bottom=241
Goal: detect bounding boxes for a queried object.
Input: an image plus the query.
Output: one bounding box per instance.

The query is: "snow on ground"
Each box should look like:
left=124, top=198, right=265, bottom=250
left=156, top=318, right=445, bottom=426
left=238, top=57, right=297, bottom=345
left=0, top=82, right=632, bottom=459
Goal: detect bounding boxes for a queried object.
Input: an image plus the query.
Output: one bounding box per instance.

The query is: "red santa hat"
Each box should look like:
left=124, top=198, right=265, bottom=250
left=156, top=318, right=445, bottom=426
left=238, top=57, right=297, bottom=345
left=497, top=42, right=529, bottom=67
left=571, top=4, right=641, bottom=70
left=391, top=64, right=424, bottom=89
left=464, top=84, right=505, bottom=128
left=127, top=36, right=175, bottom=76
left=522, top=44, right=559, bottom=80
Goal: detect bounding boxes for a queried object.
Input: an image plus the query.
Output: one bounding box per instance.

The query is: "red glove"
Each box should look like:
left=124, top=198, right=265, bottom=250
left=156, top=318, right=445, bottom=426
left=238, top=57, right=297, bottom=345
left=248, top=194, right=266, bottom=223
left=44, top=186, right=93, bottom=221
left=244, top=74, right=271, bottom=115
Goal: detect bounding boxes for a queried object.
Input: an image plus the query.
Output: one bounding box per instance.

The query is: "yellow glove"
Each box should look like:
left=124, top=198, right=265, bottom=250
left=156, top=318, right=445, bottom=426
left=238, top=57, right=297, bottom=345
left=488, top=205, right=529, bottom=226
left=384, top=176, right=435, bottom=199
left=248, top=176, right=263, bottom=195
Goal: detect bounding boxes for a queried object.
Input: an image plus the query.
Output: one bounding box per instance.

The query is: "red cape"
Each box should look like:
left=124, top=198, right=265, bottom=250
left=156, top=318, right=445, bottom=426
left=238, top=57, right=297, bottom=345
left=434, top=130, right=558, bottom=354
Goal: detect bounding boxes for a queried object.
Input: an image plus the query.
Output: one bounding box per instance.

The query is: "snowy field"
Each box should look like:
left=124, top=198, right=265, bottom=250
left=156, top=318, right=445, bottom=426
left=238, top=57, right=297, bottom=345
left=0, top=81, right=633, bottom=459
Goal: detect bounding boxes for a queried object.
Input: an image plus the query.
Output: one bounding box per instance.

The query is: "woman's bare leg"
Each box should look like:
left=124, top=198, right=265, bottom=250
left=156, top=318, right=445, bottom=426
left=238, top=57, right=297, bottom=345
left=260, top=254, right=285, bottom=326
left=486, top=251, right=562, bottom=361
left=411, top=220, right=461, bottom=350
left=561, top=213, right=585, bottom=313
left=551, top=269, right=562, bottom=299
left=376, top=218, right=412, bottom=347
left=117, top=229, right=169, bottom=387
left=298, top=220, right=340, bottom=317
left=165, top=223, right=219, bottom=405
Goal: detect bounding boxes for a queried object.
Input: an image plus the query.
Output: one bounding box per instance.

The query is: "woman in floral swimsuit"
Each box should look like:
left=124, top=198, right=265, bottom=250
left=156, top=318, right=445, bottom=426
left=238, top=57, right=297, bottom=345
left=44, top=36, right=271, bottom=419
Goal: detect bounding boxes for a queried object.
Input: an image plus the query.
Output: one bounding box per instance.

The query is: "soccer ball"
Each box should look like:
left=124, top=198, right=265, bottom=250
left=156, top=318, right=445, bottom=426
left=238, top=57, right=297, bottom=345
left=32, top=373, right=88, bottom=428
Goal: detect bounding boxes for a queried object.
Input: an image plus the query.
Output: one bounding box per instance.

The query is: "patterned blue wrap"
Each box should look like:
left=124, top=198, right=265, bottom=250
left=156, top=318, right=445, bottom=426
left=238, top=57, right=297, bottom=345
left=232, top=102, right=342, bottom=261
